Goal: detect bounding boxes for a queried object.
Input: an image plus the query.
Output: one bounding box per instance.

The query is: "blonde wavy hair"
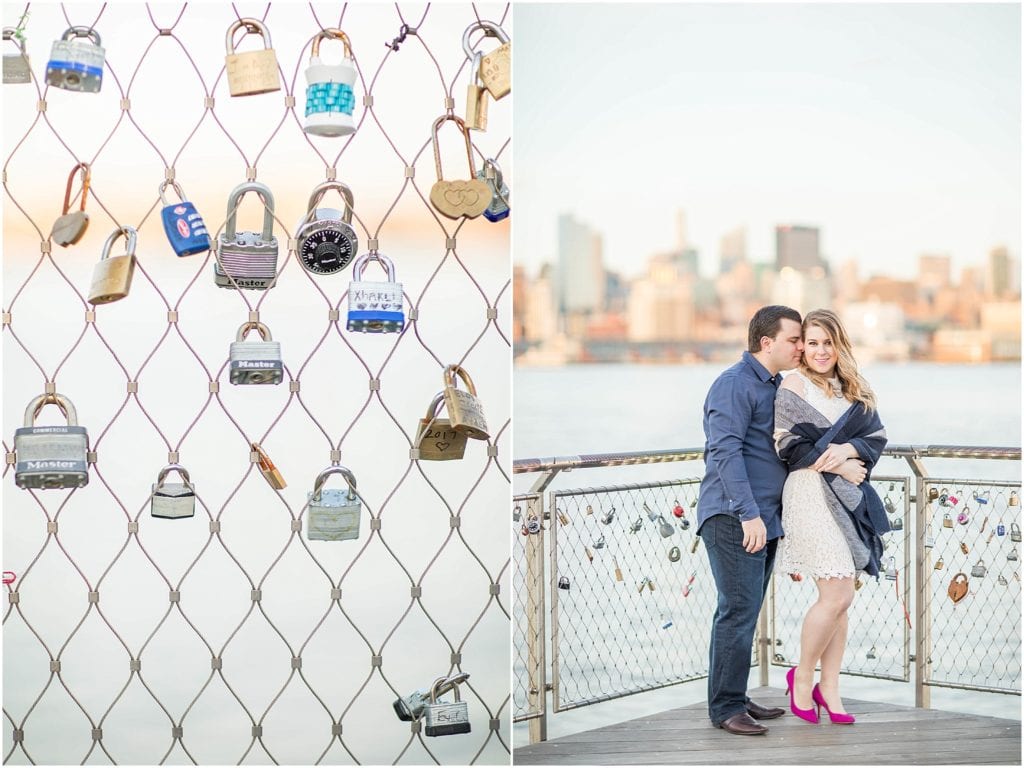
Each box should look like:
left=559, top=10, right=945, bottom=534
left=800, top=309, right=876, bottom=412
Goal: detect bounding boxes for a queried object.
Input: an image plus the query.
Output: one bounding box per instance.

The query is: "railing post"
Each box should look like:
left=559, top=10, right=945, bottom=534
left=906, top=455, right=931, bottom=709
left=525, top=491, right=548, bottom=744
left=758, top=579, right=771, bottom=688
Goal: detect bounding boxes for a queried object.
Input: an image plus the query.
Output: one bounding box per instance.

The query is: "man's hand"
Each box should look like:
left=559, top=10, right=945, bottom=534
left=813, top=442, right=858, bottom=473
left=741, top=516, right=767, bottom=553
left=835, top=458, right=867, bottom=485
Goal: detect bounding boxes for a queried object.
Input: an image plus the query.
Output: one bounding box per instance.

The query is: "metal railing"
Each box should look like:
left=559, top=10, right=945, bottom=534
left=512, top=445, right=1021, bottom=744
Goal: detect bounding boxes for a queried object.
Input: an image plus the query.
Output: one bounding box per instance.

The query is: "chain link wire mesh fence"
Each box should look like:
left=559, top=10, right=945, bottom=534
left=3, top=2, right=511, bottom=764
left=511, top=493, right=542, bottom=724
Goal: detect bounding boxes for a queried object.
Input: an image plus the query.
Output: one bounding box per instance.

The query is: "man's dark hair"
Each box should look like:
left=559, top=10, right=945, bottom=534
left=747, top=305, right=802, bottom=353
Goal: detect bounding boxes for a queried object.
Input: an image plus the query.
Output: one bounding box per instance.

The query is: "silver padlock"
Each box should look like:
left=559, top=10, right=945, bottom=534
left=215, top=182, right=278, bottom=290
left=658, top=515, right=675, bottom=538
left=557, top=575, right=570, bottom=590
left=866, top=645, right=877, bottom=660
left=885, top=556, right=897, bottom=580
left=151, top=464, right=195, bottom=519
left=891, top=516, right=904, bottom=531
left=600, top=507, right=615, bottom=525
left=393, top=673, right=469, bottom=721
left=306, top=465, right=361, bottom=541
left=14, top=393, right=89, bottom=489
left=229, top=321, right=283, bottom=385
left=295, top=181, right=357, bottom=275
left=1012, top=523, right=1022, bottom=543
left=424, top=675, right=471, bottom=737
left=643, top=502, right=657, bottom=522
left=475, top=158, right=509, bottom=223
left=1008, top=550, right=1019, bottom=562
left=3, top=27, right=31, bottom=84
left=629, top=516, right=642, bottom=533
left=593, top=534, right=605, bottom=550
left=346, top=252, right=404, bottom=333
left=971, top=560, right=987, bottom=578
left=46, top=26, right=104, bottom=92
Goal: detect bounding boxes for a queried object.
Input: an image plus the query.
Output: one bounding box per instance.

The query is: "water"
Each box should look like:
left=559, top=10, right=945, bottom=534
left=512, top=362, right=1023, bottom=746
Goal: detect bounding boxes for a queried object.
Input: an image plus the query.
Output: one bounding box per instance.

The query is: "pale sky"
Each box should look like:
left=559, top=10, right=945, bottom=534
left=514, top=2, right=1021, bottom=281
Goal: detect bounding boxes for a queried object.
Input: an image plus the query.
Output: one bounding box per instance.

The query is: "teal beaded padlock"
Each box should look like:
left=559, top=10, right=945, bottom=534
left=304, top=28, right=356, bottom=137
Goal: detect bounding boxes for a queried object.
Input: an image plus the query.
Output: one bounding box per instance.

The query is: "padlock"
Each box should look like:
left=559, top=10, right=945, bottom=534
left=442, top=364, right=488, bottom=440
left=679, top=517, right=691, bottom=531
left=252, top=442, right=286, bottom=489
left=939, top=489, right=951, bottom=506
left=600, top=507, right=615, bottom=525
left=346, top=252, right=404, bottom=333
left=461, top=20, right=510, bottom=100
left=637, top=578, right=648, bottom=594
left=1012, top=523, right=1022, bottom=543
left=586, top=504, right=594, bottom=516
left=3, top=28, right=31, bottom=84
left=928, top=487, right=939, bottom=502
left=415, top=392, right=468, bottom=461
left=584, top=546, right=593, bottom=563
left=225, top=18, right=280, bottom=96
left=1010, top=491, right=1019, bottom=507
left=424, top=675, right=471, bottom=737
left=866, top=645, right=877, bottom=660
left=658, top=515, right=675, bottom=538
left=215, top=181, right=279, bottom=290
left=974, top=491, right=990, bottom=504
left=690, top=537, right=700, bottom=554
left=934, top=557, right=944, bottom=570
left=229, top=322, right=283, bottom=385
left=613, top=557, right=623, bottom=582
left=14, top=394, right=89, bottom=489
left=593, top=534, right=605, bottom=550
left=558, top=575, right=570, bottom=590
left=159, top=180, right=211, bottom=257
left=854, top=577, right=863, bottom=591
left=306, top=465, right=361, bottom=541
left=947, top=572, right=969, bottom=604
left=672, top=501, right=684, bottom=518
left=891, top=516, right=903, bottom=531
left=943, top=512, right=953, bottom=529
left=429, top=114, right=490, bottom=220
left=522, top=514, right=541, bottom=536
left=957, top=508, right=970, bottom=525
left=643, top=502, right=657, bottom=522
left=885, top=557, right=897, bottom=580
left=304, top=27, right=357, bottom=137
left=997, top=522, right=1006, bottom=537
left=2, top=572, right=15, bottom=586
left=393, top=673, right=469, bottom=722
left=476, top=158, right=510, bottom=223
left=150, top=464, right=196, bottom=519
left=51, top=162, right=91, bottom=247
left=960, top=542, right=969, bottom=555
left=556, top=511, right=570, bottom=527
left=883, top=496, right=896, bottom=515
left=971, top=560, right=987, bottom=578
left=296, top=181, right=358, bottom=275
left=925, top=530, right=934, bottom=548
left=46, top=26, right=104, bottom=92
left=512, top=505, right=521, bottom=522
left=88, top=226, right=137, bottom=305
left=980, top=516, right=989, bottom=533
left=661, top=618, right=673, bottom=630
left=683, top=573, right=696, bottom=598
left=668, top=546, right=681, bottom=562
left=998, top=574, right=1008, bottom=586
left=1011, top=550, right=1020, bottom=563
left=629, top=516, right=642, bottom=533
left=464, top=51, right=488, bottom=131
left=647, top=578, right=655, bottom=592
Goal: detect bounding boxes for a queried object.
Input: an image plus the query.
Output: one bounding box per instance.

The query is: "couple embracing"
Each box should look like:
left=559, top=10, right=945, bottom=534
left=697, top=305, right=891, bottom=735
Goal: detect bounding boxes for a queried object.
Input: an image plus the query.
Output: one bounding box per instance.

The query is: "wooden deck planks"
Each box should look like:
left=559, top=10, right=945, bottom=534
left=513, top=687, right=1021, bottom=765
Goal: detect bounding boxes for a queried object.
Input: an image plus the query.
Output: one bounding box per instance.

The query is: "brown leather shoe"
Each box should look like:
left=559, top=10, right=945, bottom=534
left=714, top=712, right=769, bottom=735
left=746, top=700, right=785, bottom=720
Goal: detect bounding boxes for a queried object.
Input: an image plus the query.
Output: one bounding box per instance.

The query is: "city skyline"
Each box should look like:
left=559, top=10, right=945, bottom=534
left=515, top=3, right=1021, bottom=281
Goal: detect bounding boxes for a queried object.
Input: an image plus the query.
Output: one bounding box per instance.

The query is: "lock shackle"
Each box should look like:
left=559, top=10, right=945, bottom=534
left=156, top=463, right=191, bottom=488
left=429, top=674, right=467, bottom=704
left=306, top=181, right=354, bottom=224
left=461, top=20, right=510, bottom=59
left=470, top=50, right=483, bottom=87
left=100, top=226, right=138, bottom=260
left=24, top=393, right=78, bottom=427
left=1012, top=523, right=1021, bottom=534
left=158, top=180, right=187, bottom=206
left=311, top=27, right=352, bottom=59
left=431, top=114, right=476, bottom=181
left=3, top=27, right=27, bottom=54
left=351, top=251, right=396, bottom=282
left=226, top=17, right=271, bottom=55
left=224, top=181, right=275, bottom=242
left=62, top=162, right=91, bottom=215
left=416, top=393, right=449, bottom=446
left=481, top=157, right=503, bottom=188
left=235, top=321, right=273, bottom=342
left=61, top=25, right=102, bottom=47
left=443, top=364, right=477, bottom=396
left=311, top=465, right=357, bottom=503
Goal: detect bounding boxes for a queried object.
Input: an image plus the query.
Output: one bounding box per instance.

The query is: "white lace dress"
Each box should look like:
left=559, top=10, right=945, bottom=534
left=776, top=370, right=857, bottom=580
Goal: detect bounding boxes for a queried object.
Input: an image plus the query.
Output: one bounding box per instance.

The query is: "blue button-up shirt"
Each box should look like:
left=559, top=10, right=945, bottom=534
left=697, top=351, right=787, bottom=540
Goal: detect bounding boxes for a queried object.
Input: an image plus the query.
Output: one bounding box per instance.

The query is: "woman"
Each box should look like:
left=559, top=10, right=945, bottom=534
left=773, top=309, right=890, bottom=725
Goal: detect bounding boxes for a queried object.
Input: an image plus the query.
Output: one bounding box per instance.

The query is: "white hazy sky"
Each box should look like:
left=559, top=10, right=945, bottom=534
left=514, top=2, right=1021, bottom=281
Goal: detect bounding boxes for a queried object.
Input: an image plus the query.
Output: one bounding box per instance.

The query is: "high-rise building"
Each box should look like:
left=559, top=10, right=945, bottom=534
left=557, top=214, right=605, bottom=314
left=720, top=226, right=747, bottom=274
left=988, top=245, right=1013, bottom=298
left=918, top=253, right=951, bottom=293
left=775, top=225, right=821, bottom=271
left=512, top=264, right=528, bottom=343
left=627, top=256, right=695, bottom=341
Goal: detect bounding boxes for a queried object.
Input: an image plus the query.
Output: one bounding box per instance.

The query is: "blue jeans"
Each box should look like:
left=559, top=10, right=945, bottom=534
left=701, top=513, right=778, bottom=724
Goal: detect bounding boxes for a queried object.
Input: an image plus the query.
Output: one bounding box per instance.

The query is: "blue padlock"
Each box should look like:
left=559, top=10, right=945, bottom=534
left=346, top=252, right=404, bottom=333
left=159, top=180, right=210, bottom=256
left=997, top=523, right=1006, bottom=536
left=475, top=158, right=510, bottom=223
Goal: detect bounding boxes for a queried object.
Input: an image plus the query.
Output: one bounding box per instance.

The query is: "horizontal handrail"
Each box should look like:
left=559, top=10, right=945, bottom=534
left=514, top=444, right=1021, bottom=473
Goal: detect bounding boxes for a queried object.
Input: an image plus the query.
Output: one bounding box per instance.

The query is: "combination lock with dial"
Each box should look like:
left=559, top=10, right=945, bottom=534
left=296, top=181, right=358, bottom=275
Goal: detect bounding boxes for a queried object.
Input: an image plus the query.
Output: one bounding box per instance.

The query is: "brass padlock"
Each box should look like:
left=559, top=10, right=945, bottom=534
left=464, top=51, right=488, bottom=131
left=51, top=162, right=91, bottom=247
left=150, top=464, right=196, bottom=519
left=225, top=18, right=280, bottom=97
left=942, top=512, right=953, bottom=529
left=442, top=364, right=489, bottom=440
left=429, top=114, right=490, bottom=220
left=1010, top=491, right=1019, bottom=507
left=252, top=442, right=286, bottom=489
left=557, top=510, right=570, bottom=526
left=462, top=20, right=510, bottom=100
left=415, top=392, right=468, bottom=461
left=88, top=226, right=137, bottom=305
left=928, top=487, right=939, bottom=502
left=3, top=27, right=31, bottom=84
left=934, top=556, right=944, bottom=570
left=960, top=541, right=969, bottom=555
left=613, top=556, right=623, bottom=582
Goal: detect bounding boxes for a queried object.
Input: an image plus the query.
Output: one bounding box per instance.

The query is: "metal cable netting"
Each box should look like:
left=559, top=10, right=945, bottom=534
left=3, top=2, right=511, bottom=764
left=510, top=493, right=542, bottom=723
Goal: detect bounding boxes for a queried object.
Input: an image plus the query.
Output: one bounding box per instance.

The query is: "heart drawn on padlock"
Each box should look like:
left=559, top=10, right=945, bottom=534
left=435, top=441, right=450, bottom=452
left=947, top=573, right=969, bottom=604
left=429, top=180, right=491, bottom=220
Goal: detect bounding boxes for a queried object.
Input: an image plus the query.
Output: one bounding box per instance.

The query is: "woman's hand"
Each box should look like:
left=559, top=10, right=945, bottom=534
left=834, top=458, right=867, bottom=485
left=813, top=442, right=858, bottom=473
left=788, top=572, right=803, bottom=582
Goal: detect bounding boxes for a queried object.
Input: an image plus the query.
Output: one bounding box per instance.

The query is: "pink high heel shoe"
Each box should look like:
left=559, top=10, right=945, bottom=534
left=812, top=684, right=856, bottom=724
left=785, top=667, right=819, bottom=724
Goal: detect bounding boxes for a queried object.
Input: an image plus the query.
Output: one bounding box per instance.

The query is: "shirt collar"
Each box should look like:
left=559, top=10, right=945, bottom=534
left=742, top=351, right=778, bottom=386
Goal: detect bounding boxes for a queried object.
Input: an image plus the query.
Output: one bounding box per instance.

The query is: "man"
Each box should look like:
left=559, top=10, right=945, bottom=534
left=697, top=305, right=803, bottom=736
